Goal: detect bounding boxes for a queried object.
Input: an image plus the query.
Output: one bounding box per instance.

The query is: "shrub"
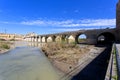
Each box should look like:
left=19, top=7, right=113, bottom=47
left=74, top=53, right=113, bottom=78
left=10, top=39, right=15, bottom=41
left=1, top=44, right=10, bottom=49
left=0, top=39, right=6, bottom=41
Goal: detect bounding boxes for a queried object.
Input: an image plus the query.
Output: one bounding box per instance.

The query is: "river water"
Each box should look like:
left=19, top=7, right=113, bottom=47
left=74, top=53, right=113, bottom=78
left=0, top=41, right=62, bottom=80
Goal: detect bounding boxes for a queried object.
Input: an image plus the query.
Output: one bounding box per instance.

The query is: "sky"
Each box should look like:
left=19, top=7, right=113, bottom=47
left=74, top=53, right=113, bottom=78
left=0, top=0, right=118, bottom=35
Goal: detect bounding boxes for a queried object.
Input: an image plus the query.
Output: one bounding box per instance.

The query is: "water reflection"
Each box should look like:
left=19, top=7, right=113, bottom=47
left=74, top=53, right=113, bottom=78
left=0, top=42, right=61, bottom=80
left=28, top=42, right=47, bottom=48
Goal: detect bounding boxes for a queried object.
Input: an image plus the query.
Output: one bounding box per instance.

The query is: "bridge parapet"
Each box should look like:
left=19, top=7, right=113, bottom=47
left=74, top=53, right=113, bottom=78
left=105, top=44, right=118, bottom=80
left=115, top=44, right=120, bottom=79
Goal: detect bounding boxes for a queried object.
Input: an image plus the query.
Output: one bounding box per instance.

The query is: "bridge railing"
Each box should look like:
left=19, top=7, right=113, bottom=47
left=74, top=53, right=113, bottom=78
left=105, top=43, right=119, bottom=80
left=115, top=44, right=120, bottom=80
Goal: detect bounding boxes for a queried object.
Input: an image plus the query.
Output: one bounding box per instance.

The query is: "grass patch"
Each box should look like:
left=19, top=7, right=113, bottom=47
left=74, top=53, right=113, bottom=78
left=41, top=43, right=91, bottom=65
left=0, top=44, right=10, bottom=49
left=78, top=39, right=86, bottom=42
left=0, top=41, right=11, bottom=49
left=0, top=39, right=6, bottom=41
left=112, top=75, right=117, bottom=80
left=9, top=39, right=15, bottom=41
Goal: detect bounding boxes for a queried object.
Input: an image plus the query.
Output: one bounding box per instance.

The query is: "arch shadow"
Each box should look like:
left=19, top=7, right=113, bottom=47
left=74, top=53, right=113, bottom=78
left=97, top=32, right=115, bottom=45
left=71, top=44, right=112, bottom=80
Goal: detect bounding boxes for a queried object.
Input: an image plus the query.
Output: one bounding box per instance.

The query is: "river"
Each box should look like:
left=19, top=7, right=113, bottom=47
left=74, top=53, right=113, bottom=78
left=0, top=41, right=62, bottom=80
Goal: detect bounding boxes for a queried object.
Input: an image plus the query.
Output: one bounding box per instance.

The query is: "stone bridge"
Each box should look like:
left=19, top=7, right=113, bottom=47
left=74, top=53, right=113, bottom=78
left=24, top=0, right=120, bottom=45
left=25, top=28, right=120, bottom=44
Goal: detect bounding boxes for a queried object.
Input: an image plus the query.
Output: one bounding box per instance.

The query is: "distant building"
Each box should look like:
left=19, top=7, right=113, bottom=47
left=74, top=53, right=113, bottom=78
left=0, top=33, right=24, bottom=41
left=25, top=32, right=37, bottom=37
left=23, top=32, right=38, bottom=41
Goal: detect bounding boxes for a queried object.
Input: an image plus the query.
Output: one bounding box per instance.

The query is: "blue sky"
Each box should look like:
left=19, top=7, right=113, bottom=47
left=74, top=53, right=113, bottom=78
left=0, top=0, right=118, bottom=35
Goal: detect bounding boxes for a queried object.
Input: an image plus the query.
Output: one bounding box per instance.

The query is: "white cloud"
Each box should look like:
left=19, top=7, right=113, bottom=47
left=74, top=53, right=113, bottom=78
left=0, top=21, right=18, bottom=24
left=21, top=20, right=45, bottom=25
left=52, top=28, right=81, bottom=32
left=21, top=19, right=74, bottom=26
left=20, top=18, right=116, bottom=28
left=0, top=19, right=116, bottom=30
left=62, top=19, right=116, bottom=27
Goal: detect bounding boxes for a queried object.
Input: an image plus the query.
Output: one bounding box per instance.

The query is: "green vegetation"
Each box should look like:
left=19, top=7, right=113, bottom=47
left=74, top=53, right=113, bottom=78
left=112, top=75, right=117, bottom=80
left=10, top=39, right=15, bottom=41
left=0, top=39, right=6, bottom=41
left=112, top=46, right=118, bottom=80
left=0, top=44, right=10, bottom=49
left=70, top=41, right=77, bottom=45
left=41, top=43, right=79, bottom=57
left=41, top=42, right=91, bottom=65
left=78, top=39, right=86, bottom=42
left=0, top=41, right=11, bottom=49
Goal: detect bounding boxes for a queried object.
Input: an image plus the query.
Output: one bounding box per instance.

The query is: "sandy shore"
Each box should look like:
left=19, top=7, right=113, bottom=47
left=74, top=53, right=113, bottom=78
left=0, top=49, right=9, bottom=54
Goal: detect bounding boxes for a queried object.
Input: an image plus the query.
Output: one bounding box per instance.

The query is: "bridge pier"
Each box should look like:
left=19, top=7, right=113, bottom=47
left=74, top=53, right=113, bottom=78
left=87, top=39, right=97, bottom=44
left=36, top=36, right=39, bottom=42
left=47, top=36, right=53, bottom=42
left=61, top=35, right=66, bottom=43
left=51, top=36, right=56, bottom=42
left=45, top=37, right=47, bottom=43
left=65, top=35, right=69, bottom=44
left=38, top=36, right=42, bottom=43
left=86, top=32, right=98, bottom=44
left=28, top=38, right=30, bottom=41
left=41, top=36, right=47, bottom=43
left=34, top=36, right=37, bottom=42
left=33, top=37, right=35, bottom=42
left=31, top=37, right=34, bottom=42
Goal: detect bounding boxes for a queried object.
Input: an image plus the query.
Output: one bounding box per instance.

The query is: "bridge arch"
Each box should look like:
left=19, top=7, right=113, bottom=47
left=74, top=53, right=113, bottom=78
left=42, top=36, right=47, bottom=43
left=97, top=32, right=115, bottom=44
left=68, top=35, right=75, bottom=43
left=76, top=33, right=87, bottom=44
left=33, top=36, right=36, bottom=42
left=55, top=35, right=61, bottom=42
left=47, top=36, right=53, bottom=42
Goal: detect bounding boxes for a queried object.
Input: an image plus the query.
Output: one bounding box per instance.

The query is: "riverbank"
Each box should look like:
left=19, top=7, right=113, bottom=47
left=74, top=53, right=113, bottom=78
left=41, top=43, right=105, bottom=76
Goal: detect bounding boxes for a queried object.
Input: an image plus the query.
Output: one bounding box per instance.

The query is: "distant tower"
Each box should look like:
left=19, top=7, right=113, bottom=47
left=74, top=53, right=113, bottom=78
left=116, top=0, right=120, bottom=28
